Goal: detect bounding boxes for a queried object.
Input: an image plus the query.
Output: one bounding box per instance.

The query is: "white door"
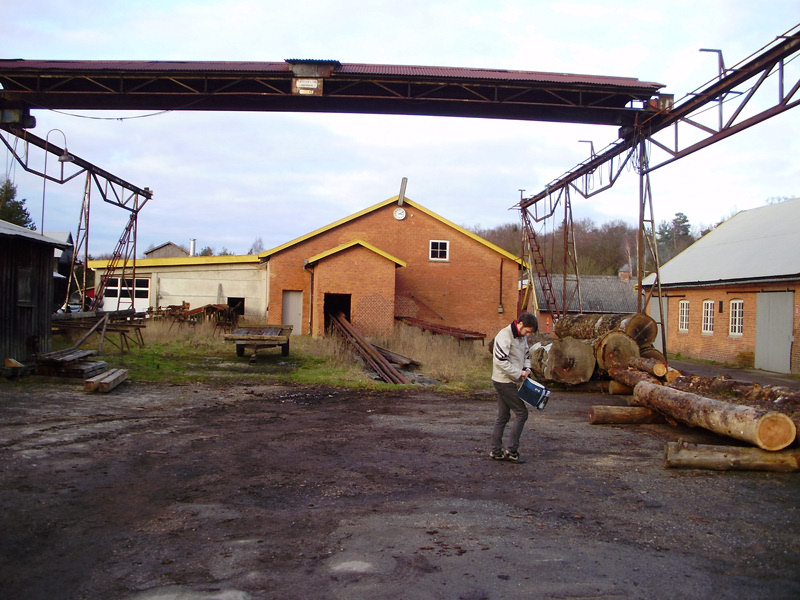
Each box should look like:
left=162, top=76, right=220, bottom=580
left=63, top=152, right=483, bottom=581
left=282, top=290, right=303, bottom=335
left=755, top=291, right=793, bottom=373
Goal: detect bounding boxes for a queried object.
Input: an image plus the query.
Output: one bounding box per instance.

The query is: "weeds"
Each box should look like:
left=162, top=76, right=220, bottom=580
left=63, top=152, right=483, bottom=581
left=64, top=319, right=493, bottom=391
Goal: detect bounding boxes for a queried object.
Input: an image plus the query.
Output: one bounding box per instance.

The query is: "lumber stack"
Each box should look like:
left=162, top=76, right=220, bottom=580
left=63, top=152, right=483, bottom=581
left=84, top=368, right=129, bottom=393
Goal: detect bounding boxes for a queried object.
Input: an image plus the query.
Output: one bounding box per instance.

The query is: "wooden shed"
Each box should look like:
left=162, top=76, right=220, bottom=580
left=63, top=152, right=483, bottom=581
left=0, top=219, right=69, bottom=363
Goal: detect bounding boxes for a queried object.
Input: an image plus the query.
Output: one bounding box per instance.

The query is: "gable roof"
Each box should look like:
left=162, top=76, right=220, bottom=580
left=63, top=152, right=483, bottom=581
left=533, top=274, right=637, bottom=314
left=145, top=241, right=189, bottom=256
left=644, top=198, right=800, bottom=287
left=258, top=196, right=523, bottom=264
left=304, top=239, right=407, bottom=268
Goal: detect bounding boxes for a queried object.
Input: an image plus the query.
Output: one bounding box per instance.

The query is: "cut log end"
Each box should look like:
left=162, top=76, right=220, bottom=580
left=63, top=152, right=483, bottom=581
left=756, top=413, right=798, bottom=452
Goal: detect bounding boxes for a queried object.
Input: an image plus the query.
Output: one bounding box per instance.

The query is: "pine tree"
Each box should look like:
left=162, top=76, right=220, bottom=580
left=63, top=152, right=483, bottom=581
left=0, top=179, right=36, bottom=229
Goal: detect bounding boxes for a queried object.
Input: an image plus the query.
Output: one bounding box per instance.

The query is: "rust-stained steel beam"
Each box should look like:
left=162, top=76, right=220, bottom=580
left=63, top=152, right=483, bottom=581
left=0, top=59, right=663, bottom=127
left=520, top=26, right=800, bottom=209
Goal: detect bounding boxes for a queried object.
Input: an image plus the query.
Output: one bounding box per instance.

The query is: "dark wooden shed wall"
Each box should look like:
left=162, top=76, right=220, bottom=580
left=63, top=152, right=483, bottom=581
left=0, top=236, right=56, bottom=361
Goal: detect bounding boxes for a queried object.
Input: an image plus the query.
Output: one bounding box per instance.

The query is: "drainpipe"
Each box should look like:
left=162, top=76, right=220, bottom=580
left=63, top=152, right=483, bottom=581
left=303, top=260, right=314, bottom=335
left=498, top=259, right=504, bottom=313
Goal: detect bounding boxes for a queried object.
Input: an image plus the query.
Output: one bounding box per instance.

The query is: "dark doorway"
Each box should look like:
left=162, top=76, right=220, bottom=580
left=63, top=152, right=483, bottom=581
left=324, top=293, right=351, bottom=332
left=227, top=297, right=245, bottom=315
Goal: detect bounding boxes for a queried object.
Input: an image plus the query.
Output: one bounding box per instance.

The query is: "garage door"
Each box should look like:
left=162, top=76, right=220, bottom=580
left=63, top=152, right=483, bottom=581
left=755, top=291, right=793, bottom=373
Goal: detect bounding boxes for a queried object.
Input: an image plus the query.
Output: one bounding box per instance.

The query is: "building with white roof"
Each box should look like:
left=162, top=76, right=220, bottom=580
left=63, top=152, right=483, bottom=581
left=643, top=198, right=800, bottom=374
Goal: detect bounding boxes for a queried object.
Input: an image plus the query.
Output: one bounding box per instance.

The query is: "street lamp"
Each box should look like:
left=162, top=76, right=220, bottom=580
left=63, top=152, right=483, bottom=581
left=41, top=128, right=74, bottom=234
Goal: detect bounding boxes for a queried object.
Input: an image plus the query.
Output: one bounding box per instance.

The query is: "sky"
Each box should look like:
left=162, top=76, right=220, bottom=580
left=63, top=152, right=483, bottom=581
left=2, top=0, right=799, bottom=256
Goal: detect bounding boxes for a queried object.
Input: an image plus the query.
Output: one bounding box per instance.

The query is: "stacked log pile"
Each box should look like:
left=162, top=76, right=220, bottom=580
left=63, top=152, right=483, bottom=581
left=531, top=312, right=658, bottom=386
left=591, top=355, right=800, bottom=471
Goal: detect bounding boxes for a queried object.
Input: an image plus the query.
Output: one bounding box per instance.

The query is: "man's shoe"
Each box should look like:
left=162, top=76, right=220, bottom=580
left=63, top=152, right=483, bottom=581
left=490, top=449, right=505, bottom=460
left=504, top=450, right=521, bottom=462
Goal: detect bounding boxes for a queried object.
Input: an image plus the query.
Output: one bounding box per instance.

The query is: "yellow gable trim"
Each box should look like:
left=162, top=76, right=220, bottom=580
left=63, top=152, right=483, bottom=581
left=88, top=254, right=260, bottom=270
left=258, top=196, right=523, bottom=265
left=305, top=239, right=407, bottom=267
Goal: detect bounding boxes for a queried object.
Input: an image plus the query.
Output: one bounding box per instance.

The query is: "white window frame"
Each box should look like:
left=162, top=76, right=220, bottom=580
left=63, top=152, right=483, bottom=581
left=429, top=239, right=449, bottom=261
left=678, top=300, right=689, bottom=332
left=702, top=300, right=715, bottom=334
left=729, top=299, right=744, bottom=336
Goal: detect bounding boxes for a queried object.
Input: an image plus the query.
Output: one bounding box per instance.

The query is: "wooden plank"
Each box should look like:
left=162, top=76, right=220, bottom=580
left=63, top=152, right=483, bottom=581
left=85, top=368, right=129, bottom=392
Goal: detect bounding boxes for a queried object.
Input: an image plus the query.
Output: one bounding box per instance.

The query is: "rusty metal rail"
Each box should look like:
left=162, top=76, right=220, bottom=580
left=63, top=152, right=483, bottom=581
left=396, top=316, right=486, bottom=344
left=330, top=313, right=409, bottom=384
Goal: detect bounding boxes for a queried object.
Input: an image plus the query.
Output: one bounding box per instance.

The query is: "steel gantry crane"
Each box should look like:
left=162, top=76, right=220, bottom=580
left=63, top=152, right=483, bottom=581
left=517, top=24, right=800, bottom=355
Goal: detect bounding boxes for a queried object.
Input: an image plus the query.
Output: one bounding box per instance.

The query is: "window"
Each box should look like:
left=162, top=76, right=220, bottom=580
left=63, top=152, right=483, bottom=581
left=729, top=299, right=744, bottom=335
left=702, top=300, right=714, bottom=334
left=429, top=240, right=449, bottom=261
left=678, top=300, right=689, bottom=332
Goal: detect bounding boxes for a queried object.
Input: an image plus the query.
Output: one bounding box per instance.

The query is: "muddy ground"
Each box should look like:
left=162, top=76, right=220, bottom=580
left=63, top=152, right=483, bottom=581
left=1, top=365, right=799, bottom=600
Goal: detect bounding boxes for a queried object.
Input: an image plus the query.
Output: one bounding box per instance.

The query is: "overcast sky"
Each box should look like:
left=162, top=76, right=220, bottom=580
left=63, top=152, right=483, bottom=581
left=3, top=1, right=798, bottom=256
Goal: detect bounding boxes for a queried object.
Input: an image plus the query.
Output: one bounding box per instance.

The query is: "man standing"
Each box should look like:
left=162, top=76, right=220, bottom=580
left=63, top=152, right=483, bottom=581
left=490, top=312, right=538, bottom=462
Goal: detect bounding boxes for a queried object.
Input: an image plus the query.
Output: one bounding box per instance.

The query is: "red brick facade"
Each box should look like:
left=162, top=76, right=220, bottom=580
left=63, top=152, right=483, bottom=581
left=263, top=198, right=523, bottom=338
left=658, top=281, right=799, bottom=374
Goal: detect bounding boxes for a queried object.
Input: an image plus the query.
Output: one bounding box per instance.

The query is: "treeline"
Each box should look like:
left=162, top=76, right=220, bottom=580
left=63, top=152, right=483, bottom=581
left=471, top=212, right=704, bottom=276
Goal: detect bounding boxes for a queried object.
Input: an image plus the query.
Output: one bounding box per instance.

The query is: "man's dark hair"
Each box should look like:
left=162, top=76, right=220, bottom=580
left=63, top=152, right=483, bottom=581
left=517, top=312, right=538, bottom=332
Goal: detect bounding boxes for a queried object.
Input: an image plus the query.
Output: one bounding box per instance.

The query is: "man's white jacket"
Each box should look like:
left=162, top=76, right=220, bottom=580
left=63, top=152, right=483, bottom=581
left=491, top=322, right=531, bottom=384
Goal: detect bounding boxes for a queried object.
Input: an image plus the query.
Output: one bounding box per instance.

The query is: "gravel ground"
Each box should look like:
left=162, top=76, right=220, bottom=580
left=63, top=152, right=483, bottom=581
left=1, top=369, right=799, bottom=600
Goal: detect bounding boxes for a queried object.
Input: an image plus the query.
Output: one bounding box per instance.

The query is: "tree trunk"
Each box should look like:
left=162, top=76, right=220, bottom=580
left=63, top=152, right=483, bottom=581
left=529, top=337, right=596, bottom=385
left=608, top=366, right=662, bottom=389
left=554, top=313, right=657, bottom=347
left=664, top=441, right=800, bottom=472
left=629, top=356, right=667, bottom=378
left=639, top=346, right=666, bottom=363
left=588, top=405, right=666, bottom=424
left=608, top=380, right=633, bottom=395
left=594, top=331, right=640, bottom=371
left=664, top=367, right=682, bottom=384
left=633, top=381, right=797, bottom=451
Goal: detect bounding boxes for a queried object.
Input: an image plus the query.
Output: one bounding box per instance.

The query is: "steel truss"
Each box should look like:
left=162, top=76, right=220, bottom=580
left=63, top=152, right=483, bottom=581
left=517, top=25, right=800, bottom=349
left=0, top=125, right=152, bottom=310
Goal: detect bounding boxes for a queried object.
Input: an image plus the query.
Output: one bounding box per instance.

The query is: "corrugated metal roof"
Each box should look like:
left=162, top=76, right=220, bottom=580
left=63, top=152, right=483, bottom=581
left=644, top=198, right=800, bottom=286
left=0, top=58, right=662, bottom=89
left=0, top=219, right=70, bottom=249
left=533, top=274, right=637, bottom=314
left=337, top=63, right=661, bottom=88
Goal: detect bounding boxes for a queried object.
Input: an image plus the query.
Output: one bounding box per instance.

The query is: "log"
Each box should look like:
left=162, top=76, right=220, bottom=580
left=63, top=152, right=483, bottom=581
left=608, top=366, right=662, bottom=389
left=664, top=441, right=800, bottom=472
left=629, top=356, right=667, bottom=378
left=664, top=367, right=682, bottom=384
left=633, top=381, right=797, bottom=451
left=589, top=405, right=666, bottom=424
left=639, top=346, right=666, bottom=362
left=594, top=331, right=640, bottom=371
left=529, top=337, right=596, bottom=385
left=549, top=380, right=611, bottom=393
left=554, top=313, right=657, bottom=347
left=608, top=380, right=633, bottom=395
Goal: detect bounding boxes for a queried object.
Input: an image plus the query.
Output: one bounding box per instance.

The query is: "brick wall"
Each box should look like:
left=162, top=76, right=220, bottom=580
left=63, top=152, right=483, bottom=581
left=662, top=281, right=799, bottom=373
left=266, top=202, right=521, bottom=338
left=310, top=246, right=396, bottom=337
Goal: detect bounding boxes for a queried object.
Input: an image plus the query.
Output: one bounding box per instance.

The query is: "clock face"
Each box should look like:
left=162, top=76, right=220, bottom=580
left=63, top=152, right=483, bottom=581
left=393, top=207, right=406, bottom=220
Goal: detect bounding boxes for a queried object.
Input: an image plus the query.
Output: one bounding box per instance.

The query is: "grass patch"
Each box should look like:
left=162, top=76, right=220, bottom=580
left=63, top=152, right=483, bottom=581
left=56, top=319, right=494, bottom=391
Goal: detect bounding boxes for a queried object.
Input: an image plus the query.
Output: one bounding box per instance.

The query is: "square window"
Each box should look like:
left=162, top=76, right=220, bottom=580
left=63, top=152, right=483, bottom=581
left=702, top=300, right=714, bottom=334
left=429, top=240, right=449, bottom=261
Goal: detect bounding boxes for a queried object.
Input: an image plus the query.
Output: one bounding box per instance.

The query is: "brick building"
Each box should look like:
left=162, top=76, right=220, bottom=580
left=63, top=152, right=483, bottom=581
left=643, top=198, right=800, bottom=374
left=259, top=196, right=524, bottom=337
left=90, top=196, right=524, bottom=339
